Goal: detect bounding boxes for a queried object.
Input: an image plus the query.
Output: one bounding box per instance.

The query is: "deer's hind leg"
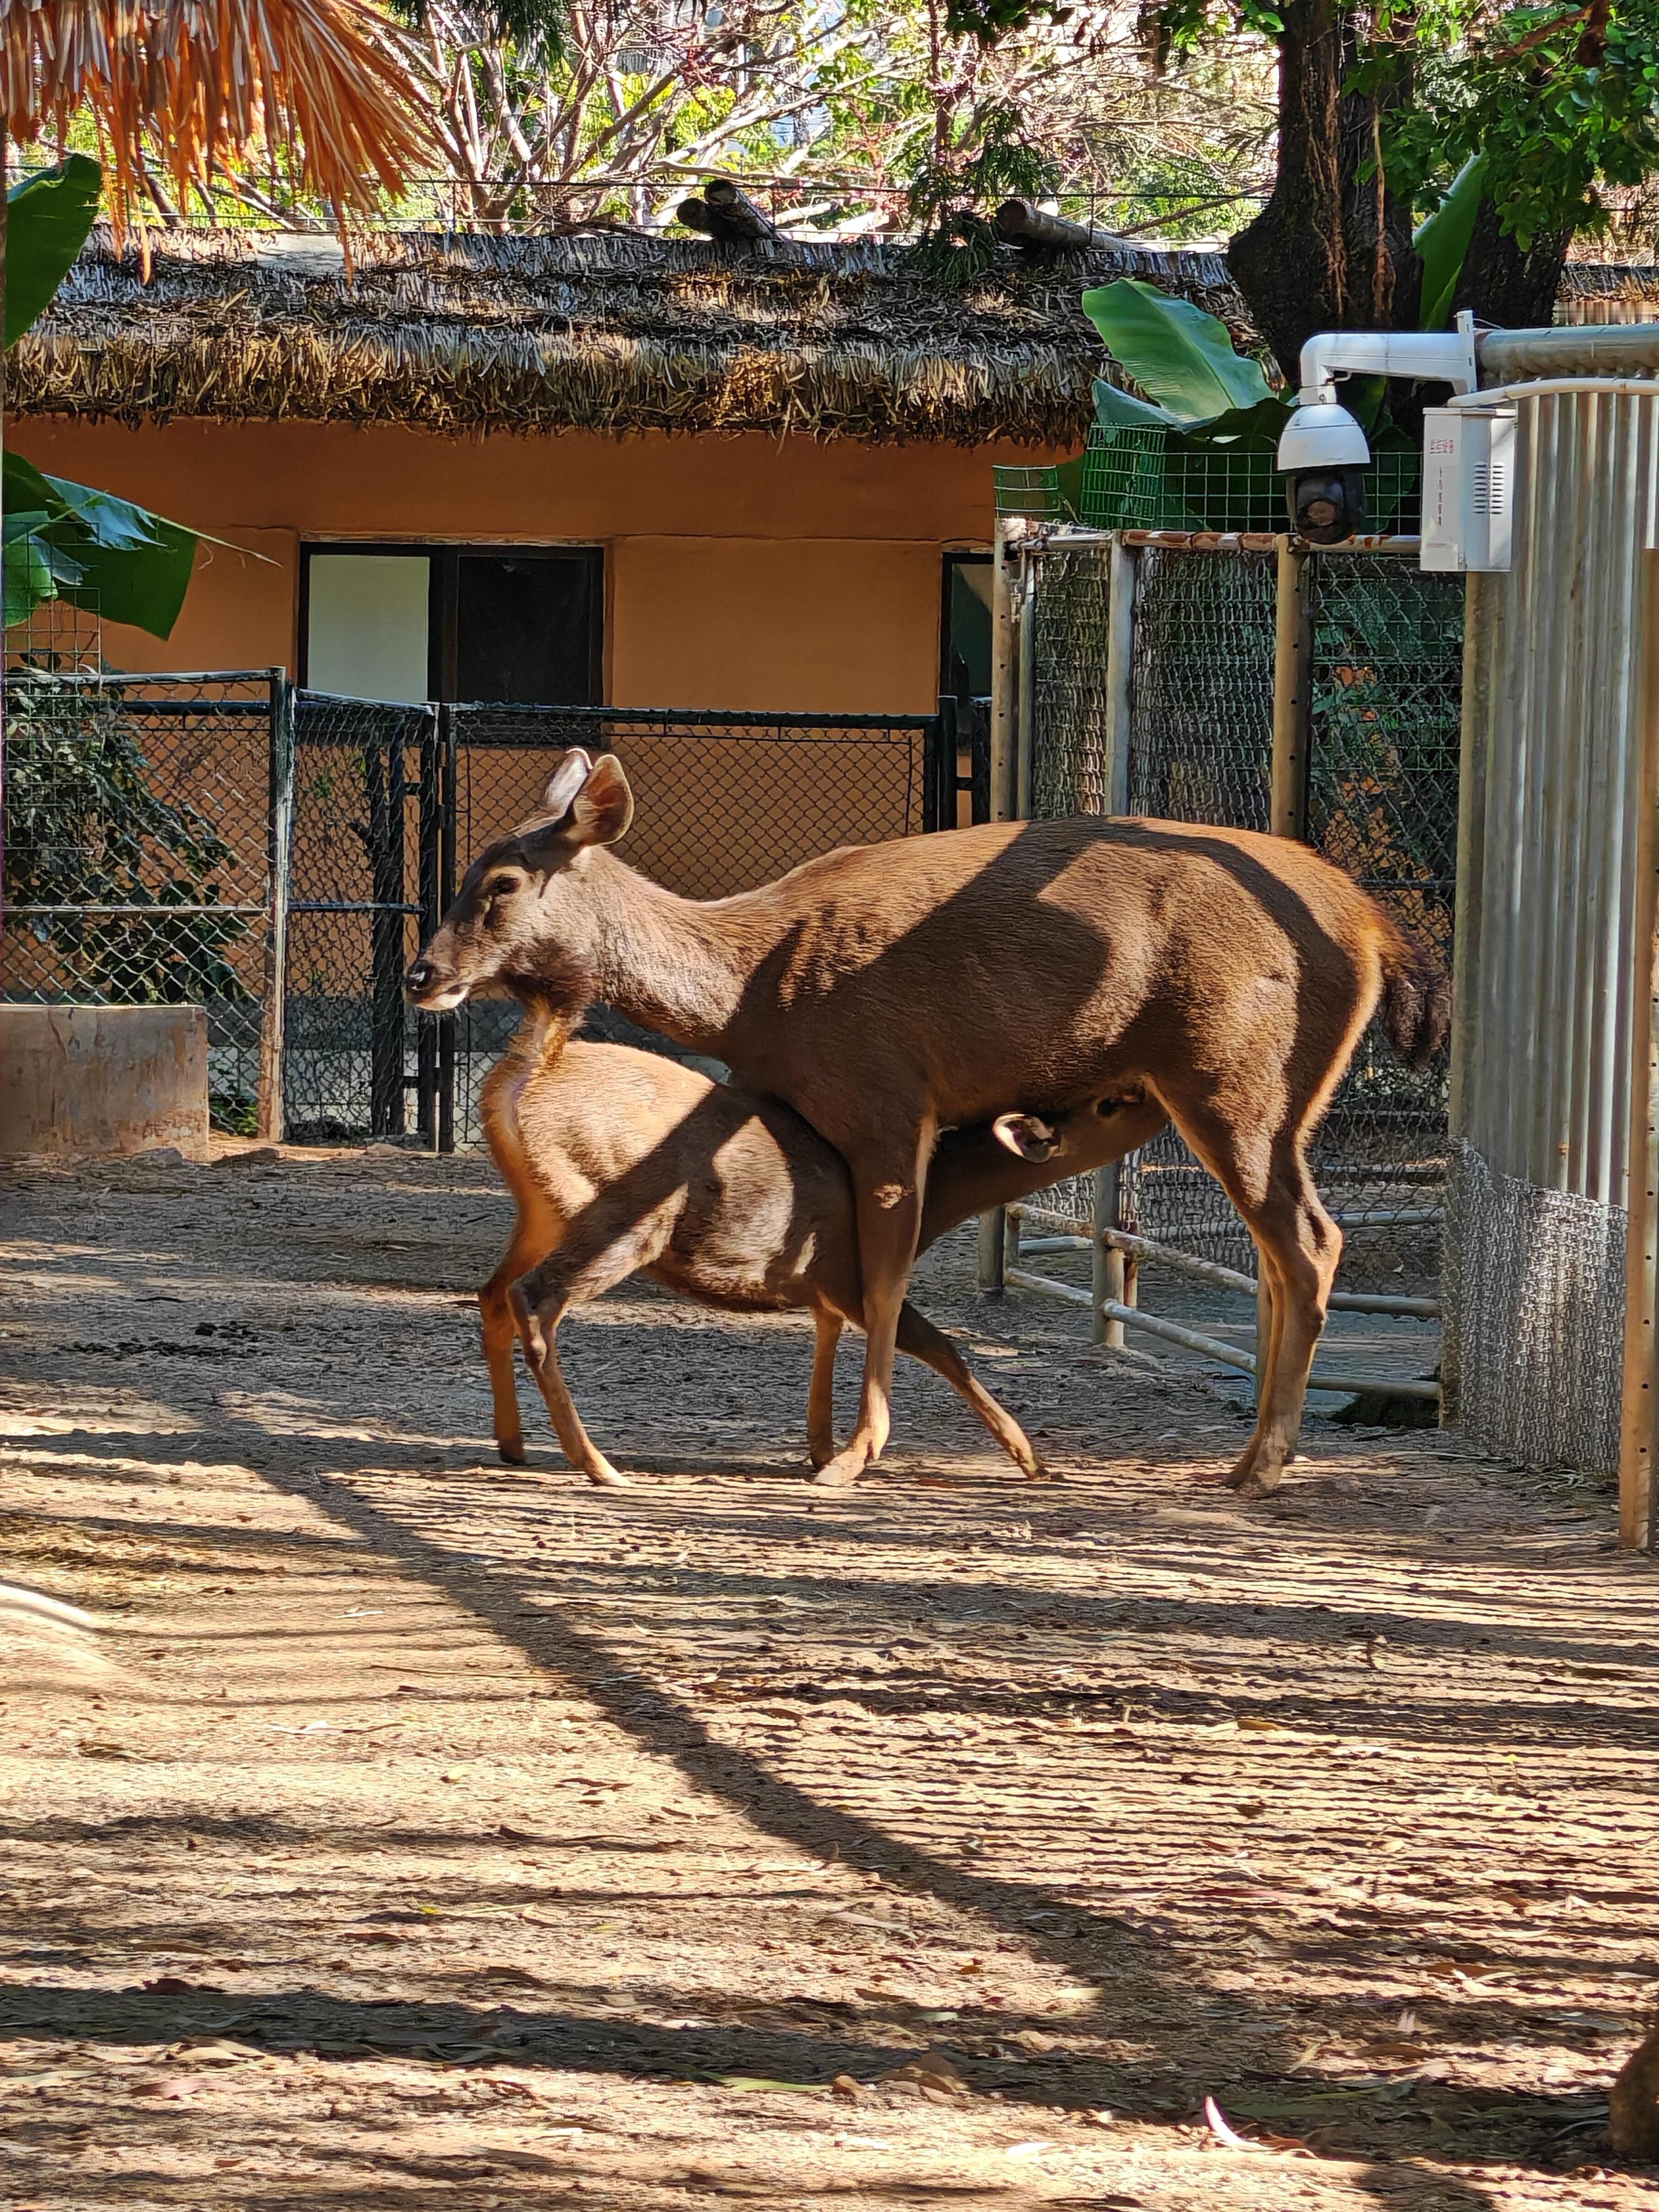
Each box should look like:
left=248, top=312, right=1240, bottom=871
left=514, top=1219, right=668, bottom=1488
left=807, top=1309, right=844, bottom=1472
left=895, top=1300, right=1050, bottom=1480
left=1168, top=1099, right=1341, bottom=1499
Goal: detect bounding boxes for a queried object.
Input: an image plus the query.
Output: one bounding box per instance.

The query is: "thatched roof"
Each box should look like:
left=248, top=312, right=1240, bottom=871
left=8, top=225, right=1248, bottom=447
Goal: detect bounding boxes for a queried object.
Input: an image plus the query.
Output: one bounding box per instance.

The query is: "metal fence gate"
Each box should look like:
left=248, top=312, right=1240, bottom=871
left=994, top=527, right=1462, bottom=1407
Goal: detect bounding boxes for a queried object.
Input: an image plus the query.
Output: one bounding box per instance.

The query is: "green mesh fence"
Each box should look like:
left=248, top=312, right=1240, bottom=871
left=1079, top=425, right=1422, bottom=536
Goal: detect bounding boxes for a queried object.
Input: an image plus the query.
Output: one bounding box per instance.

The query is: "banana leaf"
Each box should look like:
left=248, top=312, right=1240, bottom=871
left=1093, top=375, right=1178, bottom=431
left=1082, top=278, right=1279, bottom=421
left=3, top=451, right=197, bottom=637
left=6, top=155, right=102, bottom=348
left=1414, top=157, right=1486, bottom=332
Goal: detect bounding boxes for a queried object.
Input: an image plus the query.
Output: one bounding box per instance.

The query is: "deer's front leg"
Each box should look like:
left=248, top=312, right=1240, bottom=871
left=815, top=1132, right=933, bottom=1489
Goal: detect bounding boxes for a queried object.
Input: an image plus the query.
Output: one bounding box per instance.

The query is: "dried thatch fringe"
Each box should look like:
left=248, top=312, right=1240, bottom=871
left=0, top=0, right=429, bottom=233
left=9, top=227, right=1249, bottom=445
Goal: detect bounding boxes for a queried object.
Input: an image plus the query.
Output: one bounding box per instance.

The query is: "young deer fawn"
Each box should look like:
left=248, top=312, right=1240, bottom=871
left=481, top=996, right=1165, bottom=1485
left=410, top=750, right=1446, bottom=1496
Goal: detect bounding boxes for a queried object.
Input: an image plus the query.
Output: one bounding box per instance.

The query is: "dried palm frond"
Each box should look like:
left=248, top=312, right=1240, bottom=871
left=0, top=0, right=433, bottom=229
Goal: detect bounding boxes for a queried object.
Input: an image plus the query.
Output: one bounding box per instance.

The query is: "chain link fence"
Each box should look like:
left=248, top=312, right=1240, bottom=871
left=1014, top=533, right=1460, bottom=1399
left=1305, top=555, right=1461, bottom=1298
left=2, top=669, right=283, bottom=1136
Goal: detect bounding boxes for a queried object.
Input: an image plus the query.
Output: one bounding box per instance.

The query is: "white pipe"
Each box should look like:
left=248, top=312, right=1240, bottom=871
left=1298, top=311, right=1478, bottom=408
left=1444, top=376, right=1659, bottom=408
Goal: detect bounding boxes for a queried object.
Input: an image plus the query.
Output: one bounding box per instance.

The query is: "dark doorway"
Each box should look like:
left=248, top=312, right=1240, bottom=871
left=940, top=550, right=993, bottom=825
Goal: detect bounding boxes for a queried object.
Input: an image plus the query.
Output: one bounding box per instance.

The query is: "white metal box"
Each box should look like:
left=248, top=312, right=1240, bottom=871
left=1420, top=405, right=1516, bottom=572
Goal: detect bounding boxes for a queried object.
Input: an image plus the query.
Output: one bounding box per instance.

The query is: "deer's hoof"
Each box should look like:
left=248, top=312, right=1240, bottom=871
left=1225, top=1453, right=1285, bottom=1500
left=584, top=1464, right=632, bottom=1489
left=812, top=1450, right=866, bottom=1488
left=498, top=1438, right=527, bottom=1467
left=1022, top=1458, right=1059, bottom=1483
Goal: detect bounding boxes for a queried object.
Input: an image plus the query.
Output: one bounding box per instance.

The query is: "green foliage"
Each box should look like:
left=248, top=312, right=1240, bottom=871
left=4, top=671, right=250, bottom=1005
left=2, top=158, right=201, bottom=639
left=3, top=454, right=198, bottom=638
left=5, top=156, right=102, bottom=348
left=1386, top=0, right=1659, bottom=251
left=903, top=100, right=1060, bottom=282
left=1412, top=154, right=1487, bottom=326
left=1082, top=276, right=1279, bottom=415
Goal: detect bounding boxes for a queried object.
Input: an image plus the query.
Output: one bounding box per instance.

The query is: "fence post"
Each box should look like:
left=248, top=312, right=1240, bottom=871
left=988, top=517, right=1022, bottom=826
left=436, top=703, right=458, bottom=1155
left=1015, top=550, right=1036, bottom=820
left=415, top=705, right=442, bottom=1150
left=1092, top=534, right=1139, bottom=1345
left=928, top=696, right=957, bottom=832
left=1259, top=536, right=1314, bottom=1395
left=980, top=519, right=1024, bottom=1290
left=367, top=727, right=408, bottom=1139
left=1619, top=551, right=1659, bottom=1551
left=257, top=670, right=294, bottom=1145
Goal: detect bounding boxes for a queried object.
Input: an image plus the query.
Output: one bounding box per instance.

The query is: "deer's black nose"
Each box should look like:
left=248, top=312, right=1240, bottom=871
left=405, top=957, right=436, bottom=997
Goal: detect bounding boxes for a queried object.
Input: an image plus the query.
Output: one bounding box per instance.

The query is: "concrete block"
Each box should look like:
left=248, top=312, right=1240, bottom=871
left=1, top=1004, right=211, bottom=1162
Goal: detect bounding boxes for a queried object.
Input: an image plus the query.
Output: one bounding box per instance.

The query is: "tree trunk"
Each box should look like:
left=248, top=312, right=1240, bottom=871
left=1229, top=2, right=1421, bottom=385
left=1228, top=0, right=1348, bottom=386
left=1453, top=195, right=1570, bottom=329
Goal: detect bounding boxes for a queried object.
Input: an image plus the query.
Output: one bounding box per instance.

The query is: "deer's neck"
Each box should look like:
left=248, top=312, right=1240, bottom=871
left=584, top=855, right=762, bottom=1055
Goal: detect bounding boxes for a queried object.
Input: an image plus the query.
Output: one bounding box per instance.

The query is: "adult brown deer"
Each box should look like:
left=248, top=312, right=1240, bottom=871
left=408, top=750, right=1446, bottom=1496
left=479, top=1000, right=1161, bottom=1485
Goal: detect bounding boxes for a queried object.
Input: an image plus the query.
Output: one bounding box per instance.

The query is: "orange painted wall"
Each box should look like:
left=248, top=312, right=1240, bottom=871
left=10, top=419, right=1066, bottom=711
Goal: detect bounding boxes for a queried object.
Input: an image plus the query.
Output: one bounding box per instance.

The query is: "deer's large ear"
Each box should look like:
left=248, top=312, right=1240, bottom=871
left=540, top=750, right=594, bottom=821
left=569, top=754, right=634, bottom=848
left=993, top=1111, right=1060, bottom=1163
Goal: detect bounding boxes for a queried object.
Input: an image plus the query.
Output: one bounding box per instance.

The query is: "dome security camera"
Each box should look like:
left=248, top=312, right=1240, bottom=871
left=1277, top=397, right=1371, bottom=544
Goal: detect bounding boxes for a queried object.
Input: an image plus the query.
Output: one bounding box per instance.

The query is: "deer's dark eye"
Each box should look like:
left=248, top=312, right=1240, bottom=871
left=486, top=874, right=520, bottom=897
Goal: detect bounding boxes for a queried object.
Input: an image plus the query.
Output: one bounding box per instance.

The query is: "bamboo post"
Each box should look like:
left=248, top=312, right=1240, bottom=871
left=257, top=670, right=295, bottom=1144
left=1618, top=550, right=1659, bottom=1550
left=1092, top=534, right=1139, bottom=1345
left=1259, top=536, right=1315, bottom=1399
left=980, top=520, right=1024, bottom=1292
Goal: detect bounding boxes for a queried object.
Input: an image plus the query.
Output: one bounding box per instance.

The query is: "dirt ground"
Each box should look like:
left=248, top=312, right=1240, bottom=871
left=3, top=1138, right=1658, bottom=2212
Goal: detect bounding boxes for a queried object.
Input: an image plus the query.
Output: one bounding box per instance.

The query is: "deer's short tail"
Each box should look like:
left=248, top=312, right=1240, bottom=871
left=1377, top=919, right=1451, bottom=1071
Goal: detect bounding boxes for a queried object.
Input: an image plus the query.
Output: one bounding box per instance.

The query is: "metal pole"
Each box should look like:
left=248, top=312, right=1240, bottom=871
left=415, top=705, right=441, bottom=1150
left=980, top=520, right=1024, bottom=1292
left=437, top=703, right=458, bottom=1155
left=257, top=670, right=294, bottom=1145
left=1619, top=550, right=1659, bottom=1550
left=1445, top=568, right=1497, bottom=1426
left=928, top=694, right=957, bottom=833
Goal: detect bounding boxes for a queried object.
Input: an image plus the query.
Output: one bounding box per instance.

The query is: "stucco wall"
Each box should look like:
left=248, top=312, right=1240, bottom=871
left=10, top=420, right=1054, bottom=712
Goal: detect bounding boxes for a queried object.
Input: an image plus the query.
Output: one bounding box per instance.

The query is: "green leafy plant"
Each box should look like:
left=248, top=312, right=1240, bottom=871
left=904, top=100, right=1059, bottom=283
left=5, top=668, right=249, bottom=1003
left=3, top=156, right=199, bottom=638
